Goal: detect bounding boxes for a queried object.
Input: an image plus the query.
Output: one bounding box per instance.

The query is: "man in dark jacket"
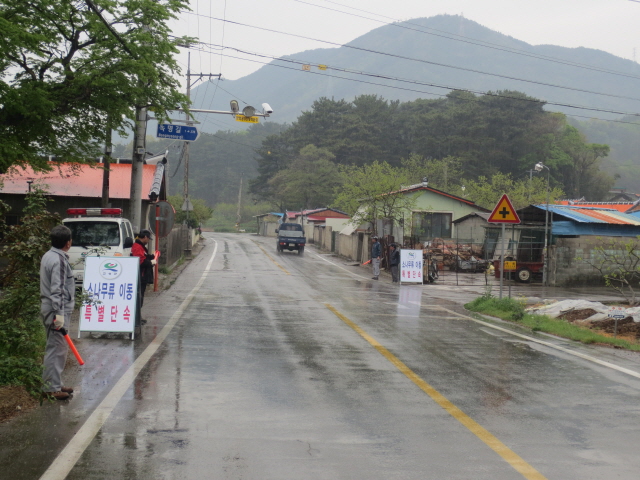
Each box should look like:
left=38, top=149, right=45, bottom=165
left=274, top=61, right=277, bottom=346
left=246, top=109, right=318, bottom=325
left=389, top=243, right=400, bottom=283
left=40, top=225, right=75, bottom=400
left=371, top=236, right=381, bottom=280
left=131, top=230, right=156, bottom=325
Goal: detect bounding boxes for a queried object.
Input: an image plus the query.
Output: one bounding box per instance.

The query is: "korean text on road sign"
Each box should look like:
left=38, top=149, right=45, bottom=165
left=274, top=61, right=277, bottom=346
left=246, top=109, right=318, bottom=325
left=400, top=250, right=423, bottom=283
left=80, top=257, right=139, bottom=335
left=235, top=115, right=259, bottom=124
left=156, top=124, right=199, bottom=141
left=488, top=194, right=521, bottom=224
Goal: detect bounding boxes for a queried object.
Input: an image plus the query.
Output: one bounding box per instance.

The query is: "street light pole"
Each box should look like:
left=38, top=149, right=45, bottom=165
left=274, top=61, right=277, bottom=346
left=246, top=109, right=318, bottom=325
left=535, top=162, right=550, bottom=286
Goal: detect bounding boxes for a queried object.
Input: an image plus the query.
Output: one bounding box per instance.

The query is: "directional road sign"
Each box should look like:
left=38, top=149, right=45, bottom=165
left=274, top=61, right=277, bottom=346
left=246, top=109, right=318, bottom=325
left=488, top=194, right=521, bottom=224
left=156, top=124, right=199, bottom=141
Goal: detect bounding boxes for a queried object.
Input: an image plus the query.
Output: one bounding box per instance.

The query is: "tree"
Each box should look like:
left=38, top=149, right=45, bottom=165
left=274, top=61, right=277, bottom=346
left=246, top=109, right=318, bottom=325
left=464, top=172, right=564, bottom=210
left=400, top=154, right=463, bottom=192
left=555, top=126, right=612, bottom=199
left=0, top=0, right=191, bottom=171
left=168, top=195, right=213, bottom=229
left=267, top=145, right=342, bottom=211
left=583, top=237, right=640, bottom=306
left=333, top=161, right=417, bottom=235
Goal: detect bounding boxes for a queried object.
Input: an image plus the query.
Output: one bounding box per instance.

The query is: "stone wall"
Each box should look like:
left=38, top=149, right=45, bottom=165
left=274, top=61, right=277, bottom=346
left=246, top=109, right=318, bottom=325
left=550, top=236, right=639, bottom=286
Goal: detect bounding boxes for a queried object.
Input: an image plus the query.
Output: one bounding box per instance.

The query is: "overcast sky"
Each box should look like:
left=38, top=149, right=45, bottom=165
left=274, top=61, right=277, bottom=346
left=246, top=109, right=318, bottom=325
left=170, top=0, right=640, bottom=86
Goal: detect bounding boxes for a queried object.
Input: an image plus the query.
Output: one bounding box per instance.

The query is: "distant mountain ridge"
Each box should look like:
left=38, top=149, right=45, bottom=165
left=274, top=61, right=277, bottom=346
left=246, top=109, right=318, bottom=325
left=190, top=14, right=640, bottom=131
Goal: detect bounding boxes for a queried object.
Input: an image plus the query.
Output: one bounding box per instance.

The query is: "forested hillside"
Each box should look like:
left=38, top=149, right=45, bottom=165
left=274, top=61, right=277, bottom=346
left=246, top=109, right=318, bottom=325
left=190, top=15, right=640, bottom=129
left=250, top=92, right=612, bottom=210
left=568, top=116, right=640, bottom=191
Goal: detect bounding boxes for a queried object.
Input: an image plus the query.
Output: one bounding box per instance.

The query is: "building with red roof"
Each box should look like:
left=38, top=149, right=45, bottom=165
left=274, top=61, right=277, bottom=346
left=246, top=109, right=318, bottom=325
left=0, top=161, right=166, bottom=227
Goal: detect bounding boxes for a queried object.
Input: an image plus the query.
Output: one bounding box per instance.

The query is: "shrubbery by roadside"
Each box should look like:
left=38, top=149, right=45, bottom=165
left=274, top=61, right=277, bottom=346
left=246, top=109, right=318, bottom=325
left=465, top=294, right=640, bottom=352
left=0, top=191, right=61, bottom=395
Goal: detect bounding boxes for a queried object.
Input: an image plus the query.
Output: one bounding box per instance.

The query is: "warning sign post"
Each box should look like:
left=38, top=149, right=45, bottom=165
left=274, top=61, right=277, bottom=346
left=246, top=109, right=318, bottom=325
left=488, top=194, right=521, bottom=299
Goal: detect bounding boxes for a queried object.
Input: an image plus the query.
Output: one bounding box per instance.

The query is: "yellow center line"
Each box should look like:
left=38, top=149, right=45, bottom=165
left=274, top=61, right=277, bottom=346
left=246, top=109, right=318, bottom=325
left=253, top=241, right=290, bottom=275
left=324, top=303, right=547, bottom=480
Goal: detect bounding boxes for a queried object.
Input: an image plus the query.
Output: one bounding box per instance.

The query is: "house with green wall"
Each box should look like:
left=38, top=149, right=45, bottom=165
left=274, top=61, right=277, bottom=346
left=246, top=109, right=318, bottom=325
left=375, top=181, right=488, bottom=245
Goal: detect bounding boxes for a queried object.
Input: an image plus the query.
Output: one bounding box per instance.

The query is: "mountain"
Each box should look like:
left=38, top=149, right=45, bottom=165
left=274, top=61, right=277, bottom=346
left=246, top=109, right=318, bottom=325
left=189, top=15, right=640, bottom=131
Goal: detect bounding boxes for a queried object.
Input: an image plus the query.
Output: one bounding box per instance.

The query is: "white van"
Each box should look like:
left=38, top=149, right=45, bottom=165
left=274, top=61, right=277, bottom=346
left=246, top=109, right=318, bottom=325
left=62, top=208, right=135, bottom=285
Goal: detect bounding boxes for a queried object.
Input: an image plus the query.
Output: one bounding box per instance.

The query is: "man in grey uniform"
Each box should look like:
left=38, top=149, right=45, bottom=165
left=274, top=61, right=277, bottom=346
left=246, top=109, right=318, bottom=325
left=40, top=225, right=75, bottom=400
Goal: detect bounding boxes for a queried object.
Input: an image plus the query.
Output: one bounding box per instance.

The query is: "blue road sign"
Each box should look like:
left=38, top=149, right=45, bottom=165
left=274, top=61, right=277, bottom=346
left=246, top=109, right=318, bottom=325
left=156, top=124, right=199, bottom=141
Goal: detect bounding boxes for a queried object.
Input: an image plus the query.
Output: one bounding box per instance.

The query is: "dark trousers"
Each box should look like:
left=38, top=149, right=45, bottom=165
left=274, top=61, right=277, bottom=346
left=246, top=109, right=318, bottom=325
left=136, top=280, right=148, bottom=326
left=391, top=265, right=399, bottom=283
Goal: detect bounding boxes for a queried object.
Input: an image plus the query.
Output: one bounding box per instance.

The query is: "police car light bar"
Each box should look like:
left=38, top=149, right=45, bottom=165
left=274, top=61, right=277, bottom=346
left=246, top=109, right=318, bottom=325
left=67, top=208, right=122, bottom=216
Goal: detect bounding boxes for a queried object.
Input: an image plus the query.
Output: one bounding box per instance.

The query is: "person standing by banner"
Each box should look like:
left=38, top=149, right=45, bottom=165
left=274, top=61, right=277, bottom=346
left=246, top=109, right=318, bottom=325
left=389, top=243, right=400, bottom=283
left=40, top=225, right=75, bottom=400
left=131, top=230, right=156, bottom=326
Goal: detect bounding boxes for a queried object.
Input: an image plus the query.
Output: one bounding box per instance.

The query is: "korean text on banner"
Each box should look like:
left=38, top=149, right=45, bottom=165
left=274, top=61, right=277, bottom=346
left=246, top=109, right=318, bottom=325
left=400, top=249, right=423, bottom=283
left=80, top=256, right=139, bottom=334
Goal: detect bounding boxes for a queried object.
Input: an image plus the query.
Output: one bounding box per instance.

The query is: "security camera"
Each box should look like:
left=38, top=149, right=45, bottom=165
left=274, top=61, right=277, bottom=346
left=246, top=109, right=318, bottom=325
left=262, top=103, right=274, bottom=115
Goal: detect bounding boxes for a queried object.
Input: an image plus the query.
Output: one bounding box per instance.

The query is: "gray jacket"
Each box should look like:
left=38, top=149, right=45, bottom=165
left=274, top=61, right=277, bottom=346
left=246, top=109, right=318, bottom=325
left=40, top=247, right=75, bottom=317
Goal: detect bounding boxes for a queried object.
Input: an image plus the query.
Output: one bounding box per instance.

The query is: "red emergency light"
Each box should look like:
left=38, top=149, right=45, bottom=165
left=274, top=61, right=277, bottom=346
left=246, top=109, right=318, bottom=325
left=67, top=208, right=122, bottom=216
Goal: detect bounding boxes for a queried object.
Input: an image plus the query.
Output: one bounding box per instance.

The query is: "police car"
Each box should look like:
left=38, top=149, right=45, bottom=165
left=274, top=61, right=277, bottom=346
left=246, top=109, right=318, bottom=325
left=62, top=208, right=135, bottom=286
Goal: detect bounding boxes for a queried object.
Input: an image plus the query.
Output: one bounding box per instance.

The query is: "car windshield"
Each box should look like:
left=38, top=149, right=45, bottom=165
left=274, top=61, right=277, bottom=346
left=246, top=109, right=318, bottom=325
left=66, top=221, right=120, bottom=247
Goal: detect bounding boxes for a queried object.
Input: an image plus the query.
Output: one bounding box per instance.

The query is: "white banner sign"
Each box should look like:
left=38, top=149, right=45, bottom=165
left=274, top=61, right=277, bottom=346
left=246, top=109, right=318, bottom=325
left=400, top=249, right=423, bottom=283
left=80, top=256, right=139, bottom=334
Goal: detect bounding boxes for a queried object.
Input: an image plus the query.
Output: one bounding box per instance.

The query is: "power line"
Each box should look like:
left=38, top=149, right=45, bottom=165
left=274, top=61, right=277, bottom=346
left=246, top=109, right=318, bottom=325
left=184, top=12, right=640, bottom=105
left=192, top=43, right=640, bottom=120
left=204, top=41, right=640, bottom=104
left=292, top=0, right=640, bottom=81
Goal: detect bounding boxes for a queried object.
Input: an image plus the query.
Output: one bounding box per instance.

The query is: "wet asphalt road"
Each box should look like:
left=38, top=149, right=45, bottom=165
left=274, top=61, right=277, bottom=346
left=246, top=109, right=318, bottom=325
left=3, top=233, right=640, bottom=479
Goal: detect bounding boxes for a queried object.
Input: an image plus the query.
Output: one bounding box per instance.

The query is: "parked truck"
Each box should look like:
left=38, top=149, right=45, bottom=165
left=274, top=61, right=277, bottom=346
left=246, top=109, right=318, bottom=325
left=276, top=223, right=306, bottom=255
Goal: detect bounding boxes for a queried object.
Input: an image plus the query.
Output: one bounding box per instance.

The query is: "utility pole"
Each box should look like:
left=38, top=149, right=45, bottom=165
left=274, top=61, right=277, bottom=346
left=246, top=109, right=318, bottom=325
left=236, top=173, right=243, bottom=229
left=181, top=53, right=222, bottom=217
left=130, top=105, right=147, bottom=233
left=101, top=118, right=112, bottom=208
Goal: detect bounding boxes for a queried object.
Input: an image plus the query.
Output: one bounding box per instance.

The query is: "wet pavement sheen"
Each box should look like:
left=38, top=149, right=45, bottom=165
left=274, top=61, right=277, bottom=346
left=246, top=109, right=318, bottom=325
left=2, top=233, right=640, bottom=479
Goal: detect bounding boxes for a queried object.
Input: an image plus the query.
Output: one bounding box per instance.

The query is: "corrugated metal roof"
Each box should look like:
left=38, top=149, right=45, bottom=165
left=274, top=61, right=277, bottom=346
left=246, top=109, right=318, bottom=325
left=0, top=163, right=157, bottom=200
left=556, top=201, right=634, bottom=212
left=534, top=204, right=640, bottom=226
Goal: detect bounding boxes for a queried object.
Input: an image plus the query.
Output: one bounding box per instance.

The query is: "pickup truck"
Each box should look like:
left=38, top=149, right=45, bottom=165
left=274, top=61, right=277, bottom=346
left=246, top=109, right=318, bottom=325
left=276, top=223, right=306, bottom=254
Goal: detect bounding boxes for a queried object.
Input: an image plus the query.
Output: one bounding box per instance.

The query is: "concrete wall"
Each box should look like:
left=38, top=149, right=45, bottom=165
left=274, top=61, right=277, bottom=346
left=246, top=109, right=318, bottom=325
left=549, top=236, right=639, bottom=286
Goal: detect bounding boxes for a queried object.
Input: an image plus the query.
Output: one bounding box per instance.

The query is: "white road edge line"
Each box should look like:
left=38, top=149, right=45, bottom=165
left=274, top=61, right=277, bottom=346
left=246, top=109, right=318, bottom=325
left=39, top=240, right=219, bottom=480
left=440, top=307, right=640, bottom=380
left=312, top=252, right=640, bottom=379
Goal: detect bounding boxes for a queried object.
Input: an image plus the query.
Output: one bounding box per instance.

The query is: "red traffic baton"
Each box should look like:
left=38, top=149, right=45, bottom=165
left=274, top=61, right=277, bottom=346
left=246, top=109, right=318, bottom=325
left=58, top=327, right=85, bottom=365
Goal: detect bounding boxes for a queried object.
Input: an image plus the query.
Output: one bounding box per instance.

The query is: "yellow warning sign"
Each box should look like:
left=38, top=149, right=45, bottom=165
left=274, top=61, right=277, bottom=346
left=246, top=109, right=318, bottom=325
left=488, top=194, right=521, bottom=224
left=318, top=64, right=327, bottom=71
left=235, top=115, right=259, bottom=124
left=504, top=261, right=517, bottom=271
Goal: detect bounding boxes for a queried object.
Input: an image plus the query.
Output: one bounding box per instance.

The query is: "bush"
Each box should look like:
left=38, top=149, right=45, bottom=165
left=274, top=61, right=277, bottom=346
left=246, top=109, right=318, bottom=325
left=0, top=191, right=61, bottom=394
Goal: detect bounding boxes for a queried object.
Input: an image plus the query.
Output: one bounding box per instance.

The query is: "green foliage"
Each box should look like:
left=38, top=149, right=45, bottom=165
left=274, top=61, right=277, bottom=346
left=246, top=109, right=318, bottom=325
left=250, top=91, right=613, bottom=203
left=465, top=296, right=640, bottom=351
left=399, top=154, right=463, bottom=192
left=0, top=190, right=61, bottom=392
left=207, top=202, right=272, bottom=233
left=0, top=0, right=192, bottom=170
left=464, top=172, right=565, bottom=210
left=267, top=145, right=342, bottom=210
left=333, top=161, right=417, bottom=234
left=167, top=194, right=213, bottom=229
left=568, top=116, right=640, bottom=192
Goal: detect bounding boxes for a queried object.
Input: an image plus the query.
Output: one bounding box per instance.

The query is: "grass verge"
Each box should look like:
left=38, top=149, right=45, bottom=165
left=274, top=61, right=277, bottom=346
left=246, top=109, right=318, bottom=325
left=465, top=295, right=640, bottom=351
